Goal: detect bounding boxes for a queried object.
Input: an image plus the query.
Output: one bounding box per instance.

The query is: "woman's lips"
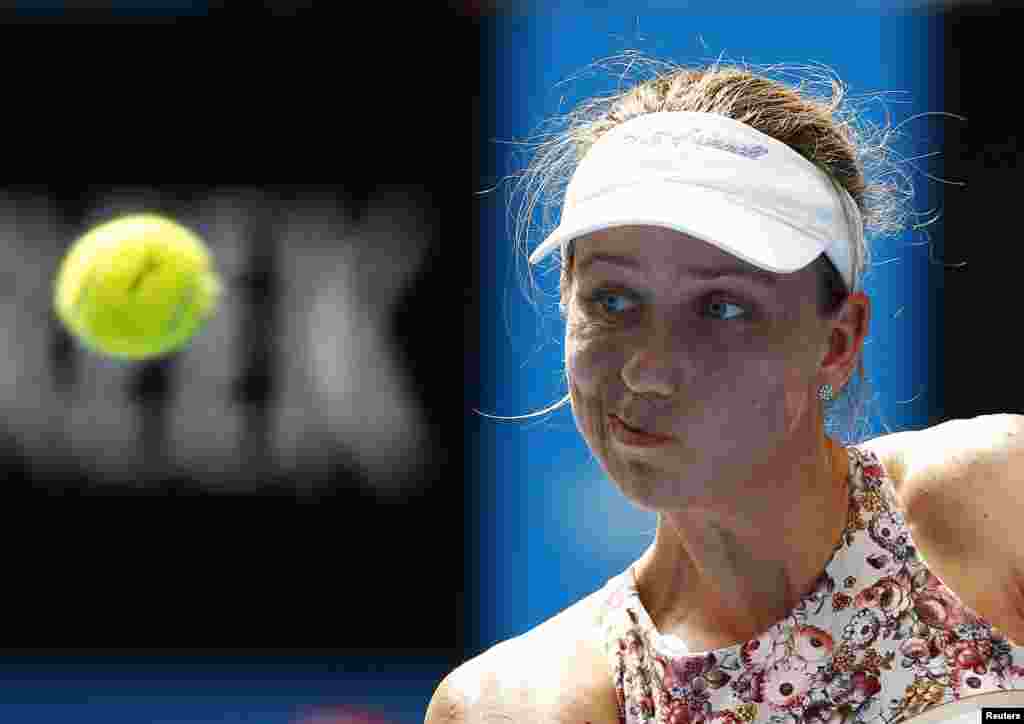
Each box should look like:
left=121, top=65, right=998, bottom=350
left=608, top=415, right=674, bottom=447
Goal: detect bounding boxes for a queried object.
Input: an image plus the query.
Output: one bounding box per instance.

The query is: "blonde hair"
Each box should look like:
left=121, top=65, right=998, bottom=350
left=479, top=51, right=940, bottom=445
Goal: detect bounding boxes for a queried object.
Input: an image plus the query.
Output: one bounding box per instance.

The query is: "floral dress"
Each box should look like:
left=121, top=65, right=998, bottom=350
left=596, top=445, right=1024, bottom=724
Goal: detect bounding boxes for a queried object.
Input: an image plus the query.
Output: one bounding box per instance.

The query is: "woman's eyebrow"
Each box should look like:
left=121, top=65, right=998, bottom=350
left=577, top=252, right=778, bottom=286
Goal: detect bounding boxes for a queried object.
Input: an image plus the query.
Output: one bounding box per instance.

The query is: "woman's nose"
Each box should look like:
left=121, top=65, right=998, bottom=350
left=620, top=335, right=680, bottom=398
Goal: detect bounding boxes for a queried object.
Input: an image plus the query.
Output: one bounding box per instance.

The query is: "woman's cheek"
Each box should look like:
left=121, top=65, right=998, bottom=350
left=565, top=349, right=587, bottom=399
left=569, top=329, right=626, bottom=392
left=567, top=338, right=621, bottom=434
left=566, top=322, right=604, bottom=392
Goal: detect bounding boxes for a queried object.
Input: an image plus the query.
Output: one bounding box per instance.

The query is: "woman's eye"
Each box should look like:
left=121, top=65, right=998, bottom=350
left=705, top=300, right=747, bottom=320
left=589, top=290, right=634, bottom=315
left=584, top=290, right=748, bottom=321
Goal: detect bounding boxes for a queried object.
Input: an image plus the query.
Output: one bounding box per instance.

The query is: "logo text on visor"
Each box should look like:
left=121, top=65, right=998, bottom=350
left=621, top=129, right=770, bottom=160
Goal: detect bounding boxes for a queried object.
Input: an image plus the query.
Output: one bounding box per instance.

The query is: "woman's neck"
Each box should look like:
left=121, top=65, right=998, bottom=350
left=632, top=435, right=850, bottom=651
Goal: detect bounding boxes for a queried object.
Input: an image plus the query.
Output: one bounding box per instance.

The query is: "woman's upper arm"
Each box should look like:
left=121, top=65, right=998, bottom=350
left=425, top=651, right=495, bottom=724
left=897, top=415, right=1024, bottom=643
left=424, top=673, right=466, bottom=723
left=424, top=640, right=519, bottom=724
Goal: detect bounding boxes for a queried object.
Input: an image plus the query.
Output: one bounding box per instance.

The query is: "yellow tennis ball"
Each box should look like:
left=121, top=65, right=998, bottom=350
left=53, top=213, right=223, bottom=361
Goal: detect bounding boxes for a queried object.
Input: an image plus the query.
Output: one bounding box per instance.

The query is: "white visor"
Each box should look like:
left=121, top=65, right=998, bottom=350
left=528, top=111, right=862, bottom=293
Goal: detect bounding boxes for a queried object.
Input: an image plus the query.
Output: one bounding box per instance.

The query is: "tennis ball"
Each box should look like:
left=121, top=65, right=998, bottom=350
left=53, top=213, right=222, bottom=361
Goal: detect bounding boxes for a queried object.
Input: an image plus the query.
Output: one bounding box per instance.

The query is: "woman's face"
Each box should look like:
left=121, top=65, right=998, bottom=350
left=565, top=225, right=836, bottom=512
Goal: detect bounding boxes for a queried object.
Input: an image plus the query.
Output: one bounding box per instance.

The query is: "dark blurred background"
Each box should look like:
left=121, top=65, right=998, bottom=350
left=0, top=2, right=476, bottom=722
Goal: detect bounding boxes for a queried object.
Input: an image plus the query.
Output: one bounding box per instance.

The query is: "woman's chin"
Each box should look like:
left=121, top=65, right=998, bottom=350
left=610, top=470, right=683, bottom=509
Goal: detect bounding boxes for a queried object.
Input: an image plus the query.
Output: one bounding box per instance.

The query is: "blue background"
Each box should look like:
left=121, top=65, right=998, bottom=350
left=0, top=658, right=435, bottom=723
left=475, top=10, right=944, bottom=655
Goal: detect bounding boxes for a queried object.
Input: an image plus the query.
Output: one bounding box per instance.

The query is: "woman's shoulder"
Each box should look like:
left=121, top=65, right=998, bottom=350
left=856, top=428, right=917, bottom=488
left=427, top=585, right=621, bottom=723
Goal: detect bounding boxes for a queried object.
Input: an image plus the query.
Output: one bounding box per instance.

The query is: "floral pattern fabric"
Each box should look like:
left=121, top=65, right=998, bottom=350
left=596, top=445, right=1024, bottom=724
